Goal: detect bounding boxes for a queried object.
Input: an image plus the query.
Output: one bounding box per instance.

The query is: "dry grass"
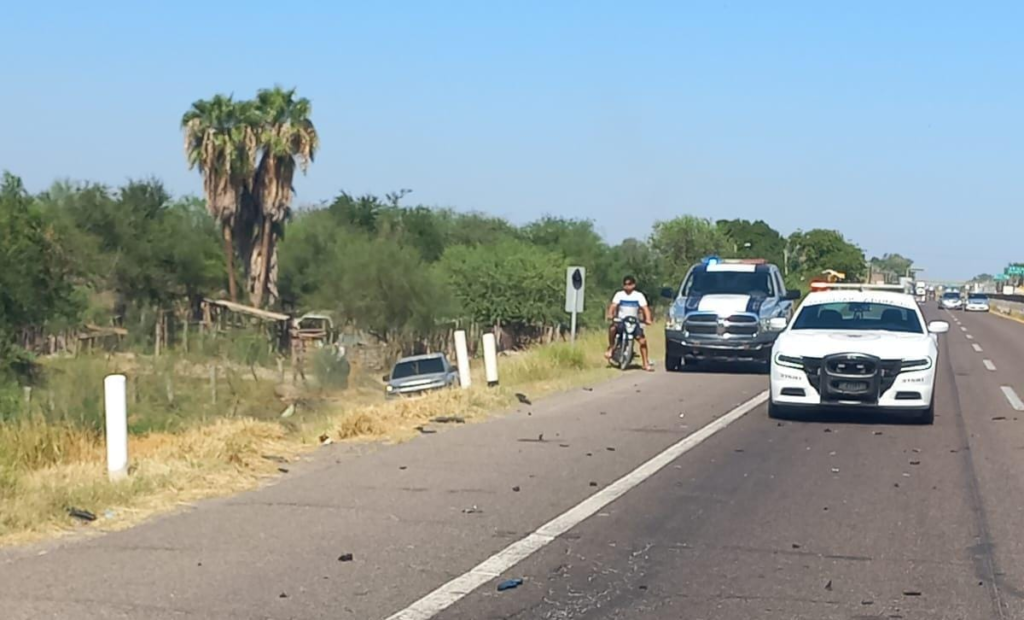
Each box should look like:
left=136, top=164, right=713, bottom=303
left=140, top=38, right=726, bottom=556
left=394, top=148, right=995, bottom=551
left=0, top=327, right=663, bottom=547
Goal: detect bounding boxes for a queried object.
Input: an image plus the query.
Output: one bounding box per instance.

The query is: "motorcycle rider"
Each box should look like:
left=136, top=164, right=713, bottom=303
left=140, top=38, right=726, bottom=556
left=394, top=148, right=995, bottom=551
left=605, top=275, right=654, bottom=371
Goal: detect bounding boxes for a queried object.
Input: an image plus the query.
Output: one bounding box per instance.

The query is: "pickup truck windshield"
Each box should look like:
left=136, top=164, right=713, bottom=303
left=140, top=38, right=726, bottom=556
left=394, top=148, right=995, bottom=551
left=792, top=302, right=924, bottom=334
left=392, top=358, right=445, bottom=379
left=683, top=270, right=773, bottom=297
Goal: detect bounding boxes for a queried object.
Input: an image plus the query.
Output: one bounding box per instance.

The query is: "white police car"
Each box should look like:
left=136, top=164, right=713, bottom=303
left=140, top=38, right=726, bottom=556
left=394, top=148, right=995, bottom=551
left=769, top=284, right=949, bottom=424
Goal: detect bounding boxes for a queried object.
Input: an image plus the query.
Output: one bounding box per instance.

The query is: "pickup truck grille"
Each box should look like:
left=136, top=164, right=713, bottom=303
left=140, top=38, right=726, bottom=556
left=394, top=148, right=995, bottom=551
left=684, top=313, right=759, bottom=337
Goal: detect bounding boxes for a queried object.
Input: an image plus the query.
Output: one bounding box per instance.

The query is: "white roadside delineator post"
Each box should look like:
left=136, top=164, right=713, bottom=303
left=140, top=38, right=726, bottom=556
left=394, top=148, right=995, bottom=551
left=482, top=333, right=499, bottom=387
left=104, top=374, right=129, bottom=481
left=453, top=330, right=472, bottom=389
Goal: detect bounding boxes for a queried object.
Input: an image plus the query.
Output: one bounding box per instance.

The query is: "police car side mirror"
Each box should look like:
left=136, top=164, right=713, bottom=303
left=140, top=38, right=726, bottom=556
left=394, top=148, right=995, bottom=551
left=660, top=287, right=675, bottom=299
left=784, top=290, right=801, bottom=301
left=767, top=317, right=789, bottom=331
left=927, top=321, right=950, bottom=334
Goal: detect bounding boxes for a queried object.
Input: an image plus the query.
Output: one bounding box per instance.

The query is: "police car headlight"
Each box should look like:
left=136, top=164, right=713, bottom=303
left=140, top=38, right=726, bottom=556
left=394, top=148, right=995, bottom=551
left=901, top=358, right=933, bottom=372
left=774, top=353, right=804, bottom=369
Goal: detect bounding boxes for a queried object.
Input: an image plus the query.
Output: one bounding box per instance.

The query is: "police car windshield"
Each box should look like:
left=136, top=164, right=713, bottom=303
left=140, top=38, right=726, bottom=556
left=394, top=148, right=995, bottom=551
left=942, top=292, right=960, bottom=299
left=683, top=270, right=773, bottom=297
left=391, top=357, right=445, bottom=379
left=792, top=302, right=924, bottom=334
left=968, top=294, right=988, bottom=300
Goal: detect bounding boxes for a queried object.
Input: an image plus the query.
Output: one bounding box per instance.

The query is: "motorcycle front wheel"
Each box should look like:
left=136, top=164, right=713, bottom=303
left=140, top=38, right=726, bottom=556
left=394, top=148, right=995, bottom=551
left=619, top=339, right=634, bottom=370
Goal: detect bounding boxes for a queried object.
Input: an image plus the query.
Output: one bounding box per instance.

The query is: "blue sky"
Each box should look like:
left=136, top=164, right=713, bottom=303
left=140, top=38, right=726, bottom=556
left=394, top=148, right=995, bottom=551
left=2, top=1, right=1021, bottom=280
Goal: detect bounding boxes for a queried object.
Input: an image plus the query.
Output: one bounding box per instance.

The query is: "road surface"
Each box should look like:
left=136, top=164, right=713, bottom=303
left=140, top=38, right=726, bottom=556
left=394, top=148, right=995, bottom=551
left=3, top=307, right=1024, bottom=619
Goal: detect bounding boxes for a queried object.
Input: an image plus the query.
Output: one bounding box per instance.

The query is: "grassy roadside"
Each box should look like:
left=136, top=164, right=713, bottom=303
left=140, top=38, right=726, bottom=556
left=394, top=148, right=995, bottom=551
left=0, top=327, right=664, bottom=547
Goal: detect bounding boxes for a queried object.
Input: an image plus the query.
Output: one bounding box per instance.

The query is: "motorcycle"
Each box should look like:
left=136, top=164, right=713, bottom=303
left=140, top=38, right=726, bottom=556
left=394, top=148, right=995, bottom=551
left=611, top=316, right=640, bottom=370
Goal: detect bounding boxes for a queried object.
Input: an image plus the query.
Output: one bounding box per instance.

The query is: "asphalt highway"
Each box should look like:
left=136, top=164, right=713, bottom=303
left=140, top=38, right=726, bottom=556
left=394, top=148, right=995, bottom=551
left=3, top=307, right=1024, bottom=620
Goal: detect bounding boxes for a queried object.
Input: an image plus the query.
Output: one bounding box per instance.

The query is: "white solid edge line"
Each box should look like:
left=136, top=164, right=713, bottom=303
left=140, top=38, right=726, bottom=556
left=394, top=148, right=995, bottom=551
left=983, top=359, right=997, bottom=371
left=972, top=343, right=983, bottom=352
left=1001, top=386, right=1024, bottom=412
left=384, top=390, right=770, bottom=620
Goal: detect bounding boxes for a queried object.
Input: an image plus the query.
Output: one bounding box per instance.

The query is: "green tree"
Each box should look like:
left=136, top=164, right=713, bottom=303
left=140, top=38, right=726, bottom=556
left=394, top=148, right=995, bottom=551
left=0, top=173, right=78, bottom=376
left=717, top=219, right=786, bottom=267
left=249, top=86, right=319, bottom=308
left=181, top=94, right=257, bottom=302
left=438, top=240, right=567, bottom=336
left=787, top=229, right=866, bottom=283
left=649, top=216, right=730, bottom=286
left=869, top=253, right=914, bottom=283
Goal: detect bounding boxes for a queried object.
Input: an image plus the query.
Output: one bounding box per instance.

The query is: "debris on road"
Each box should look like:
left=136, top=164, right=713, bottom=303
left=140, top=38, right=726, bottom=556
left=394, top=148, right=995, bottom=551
left=831, top=468, right=840, bottom=473
left=909, top=460, right=921, bottom=466
left=861, top=599, right=873, bottom=605
left=338, top=553, right=354, bottom=562
left=873, top=431, right=883, bottom=435
left=606, top=447, right=616, bottom=452
left=512, top=486, right=520, bottom=492
left=825, top=579, right=833, bottom=591
left=902, top=590, right=922, bottom=596
left=497, top=578, right=523, bottom=591
left=582, top=387, right=594, bottom=392
left=791, top=543, right=801, bottom=549
left=432, top=416, right=466, bottom=424
left=539, top=433, right=544, bottom=441
left=278, top=467, right=290, bottom=474
left=415, top=426, right=437, bottom=434
left=515, top=393, right=532, bottom=405
left=992, top=416, right=1007, bottom=421
left=399, top=466, right=407, bottom=470
left=462, top=505, right=483, bottom=514
left=589, top=481, right=598, bottom=487
left=67, top=507, right=96, bottom=522
left=734, top=449, right=744, bottom=453
left=559, top=443, right=569, bottom=448
left=261, top=454, right=288, bottom=463
left=279, top=592, right=289, bottom=599
left=824, top=428, right=833, bottom=433
left=586, top=452, right=593, bottom=457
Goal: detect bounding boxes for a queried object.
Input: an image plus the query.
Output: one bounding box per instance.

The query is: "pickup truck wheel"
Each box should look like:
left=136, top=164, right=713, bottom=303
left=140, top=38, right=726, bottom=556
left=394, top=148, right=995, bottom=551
left=665, top=354, right=682, bottom=372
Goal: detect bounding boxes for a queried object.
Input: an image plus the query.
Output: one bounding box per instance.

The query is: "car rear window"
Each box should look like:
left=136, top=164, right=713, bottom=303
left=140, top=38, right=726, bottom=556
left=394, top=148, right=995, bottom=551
left=392, top=358, right=446, bottom=379
left=792, top=302, right=924, bottom=334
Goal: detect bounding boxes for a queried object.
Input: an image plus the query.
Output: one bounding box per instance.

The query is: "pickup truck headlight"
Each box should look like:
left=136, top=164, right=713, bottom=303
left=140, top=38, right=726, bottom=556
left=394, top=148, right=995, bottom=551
left=774, top=353, right=804, bottom=369
left=901, top=358, right=933, bottom=371
left=666, top=315, right=684, bottom=331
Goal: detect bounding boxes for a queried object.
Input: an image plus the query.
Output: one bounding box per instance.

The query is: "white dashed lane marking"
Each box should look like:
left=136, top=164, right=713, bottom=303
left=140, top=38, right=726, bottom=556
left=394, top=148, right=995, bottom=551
left=1001, top=386, right=1024, bottom=412
left=983, top=359, right=997, bottom=372
left=972, top=343, right=983, bottom=353
left=966, top=334, right=974, bottom=340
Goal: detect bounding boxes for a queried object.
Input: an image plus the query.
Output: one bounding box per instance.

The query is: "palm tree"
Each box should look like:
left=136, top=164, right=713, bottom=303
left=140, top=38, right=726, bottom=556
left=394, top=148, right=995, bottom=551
left=248, top=87, right=319, bottom=308
left=181, top=95, right=257, bottom=302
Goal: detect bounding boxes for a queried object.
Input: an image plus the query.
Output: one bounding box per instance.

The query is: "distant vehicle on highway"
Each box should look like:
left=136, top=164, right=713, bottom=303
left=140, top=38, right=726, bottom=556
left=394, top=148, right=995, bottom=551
left=662, top=257, right=799, bottom=370
left=939, top=291, right=963, bottom=311
left=384, top=353, right=459, bottom=398
left=769, top=284, right=949, bottom=424
left=965, top=293, right=990, bottom=312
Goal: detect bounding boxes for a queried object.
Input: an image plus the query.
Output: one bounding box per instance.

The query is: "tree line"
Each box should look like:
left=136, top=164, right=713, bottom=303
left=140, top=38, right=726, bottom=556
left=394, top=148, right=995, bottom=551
left=2, top=170, right=886, bottom=377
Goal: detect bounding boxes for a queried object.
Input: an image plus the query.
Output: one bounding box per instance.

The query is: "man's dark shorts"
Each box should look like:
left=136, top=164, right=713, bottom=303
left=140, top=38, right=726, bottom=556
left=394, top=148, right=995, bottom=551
left=614, top=320, right=645, bottom=339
